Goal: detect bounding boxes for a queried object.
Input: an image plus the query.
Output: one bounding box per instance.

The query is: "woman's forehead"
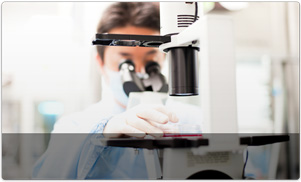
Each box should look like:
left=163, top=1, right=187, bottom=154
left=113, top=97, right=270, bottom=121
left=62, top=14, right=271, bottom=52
left=109, top=25, right=159, bottom=35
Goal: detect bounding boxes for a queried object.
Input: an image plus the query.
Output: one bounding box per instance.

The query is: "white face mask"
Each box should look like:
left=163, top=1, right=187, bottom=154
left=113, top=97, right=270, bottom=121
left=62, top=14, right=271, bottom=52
left=105, top=68, right=129, bottom=107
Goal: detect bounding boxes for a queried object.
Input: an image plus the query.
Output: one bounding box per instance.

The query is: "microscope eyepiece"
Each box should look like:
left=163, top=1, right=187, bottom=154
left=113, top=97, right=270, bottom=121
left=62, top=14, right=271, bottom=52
left=143, top=61, right=168, bottom=93
left=145, top=61, right=160, bottom=75
left=119, top=60, right=145, bottom=96
left=119, top=59, right=135, bottom=71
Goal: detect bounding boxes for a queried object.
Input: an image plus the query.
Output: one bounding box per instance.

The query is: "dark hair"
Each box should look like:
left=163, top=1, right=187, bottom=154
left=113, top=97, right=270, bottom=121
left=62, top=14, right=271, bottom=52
left=96, top=2, right=160, bottom=61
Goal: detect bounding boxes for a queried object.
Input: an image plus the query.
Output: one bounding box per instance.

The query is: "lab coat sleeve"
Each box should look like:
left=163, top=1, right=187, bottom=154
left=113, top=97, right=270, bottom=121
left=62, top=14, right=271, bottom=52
left=32, top=115, right=111, bottom=179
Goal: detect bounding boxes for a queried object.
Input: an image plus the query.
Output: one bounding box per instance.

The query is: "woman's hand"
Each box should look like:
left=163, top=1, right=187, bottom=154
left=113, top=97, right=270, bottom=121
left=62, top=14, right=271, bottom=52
left=103, top=104, right=179, bottom=138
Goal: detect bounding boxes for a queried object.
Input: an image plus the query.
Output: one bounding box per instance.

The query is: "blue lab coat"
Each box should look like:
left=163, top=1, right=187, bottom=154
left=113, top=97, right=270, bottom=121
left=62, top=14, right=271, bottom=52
left=32, top=96, right=202, bottom=179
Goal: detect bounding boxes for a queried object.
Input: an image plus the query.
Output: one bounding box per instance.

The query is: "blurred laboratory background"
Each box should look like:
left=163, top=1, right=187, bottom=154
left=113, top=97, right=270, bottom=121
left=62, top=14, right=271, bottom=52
left=2, top=2, right=299, bottom=179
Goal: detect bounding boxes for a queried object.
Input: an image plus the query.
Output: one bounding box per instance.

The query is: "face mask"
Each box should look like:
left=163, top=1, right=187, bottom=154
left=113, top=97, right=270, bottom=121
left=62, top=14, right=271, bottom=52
left=105, top=68, right=129, bottom=107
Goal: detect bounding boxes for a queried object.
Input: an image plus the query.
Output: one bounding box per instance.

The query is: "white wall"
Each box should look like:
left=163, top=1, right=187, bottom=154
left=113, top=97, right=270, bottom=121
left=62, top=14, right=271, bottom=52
left=2, top=2, right=113, bottom=132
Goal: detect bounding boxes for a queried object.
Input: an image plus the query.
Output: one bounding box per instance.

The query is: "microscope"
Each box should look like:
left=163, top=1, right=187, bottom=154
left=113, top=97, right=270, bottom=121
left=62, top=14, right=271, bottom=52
left=118, top=59, right=169, bottom=108
left=93, top=2, right=289, bottom=179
